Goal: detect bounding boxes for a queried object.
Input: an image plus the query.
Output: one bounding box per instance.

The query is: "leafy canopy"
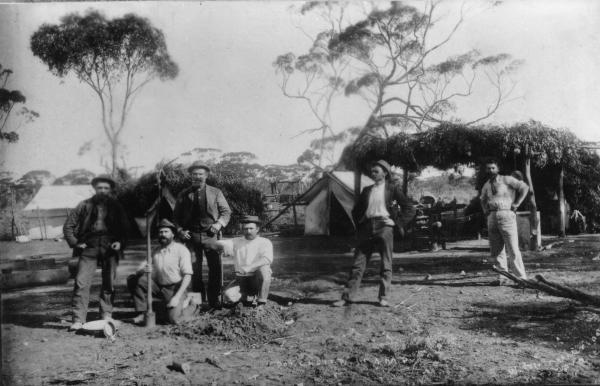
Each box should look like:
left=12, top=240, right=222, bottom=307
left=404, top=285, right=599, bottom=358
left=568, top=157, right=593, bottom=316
left=31, top=11, right=178, bottom=82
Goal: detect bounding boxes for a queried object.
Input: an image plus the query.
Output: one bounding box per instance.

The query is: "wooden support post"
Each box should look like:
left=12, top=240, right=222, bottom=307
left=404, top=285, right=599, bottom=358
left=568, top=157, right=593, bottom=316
left=36, top=207, right=44, bottom=240
left=353, top=169, right=361, bottom=202
left=402, top=167, right=409, bottom=196
left=292, top=202, right=297, bottom=227
left=558, top=164, right=566, bottom=238
left=523, top=145, right=541, bottom=250
left=145, top=213, right=155, bottom=327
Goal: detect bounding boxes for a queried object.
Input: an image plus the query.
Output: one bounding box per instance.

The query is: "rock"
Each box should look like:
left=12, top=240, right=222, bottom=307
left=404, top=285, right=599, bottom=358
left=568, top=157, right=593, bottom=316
left=41, top=338, right=48, bottom=343
left=592, top=254, right=600, bottom=261
left=170, top=361, right=191, bottom=374
left=424, top=274, right=432, bottom=281
left=460, top=271, right=466, bottom=276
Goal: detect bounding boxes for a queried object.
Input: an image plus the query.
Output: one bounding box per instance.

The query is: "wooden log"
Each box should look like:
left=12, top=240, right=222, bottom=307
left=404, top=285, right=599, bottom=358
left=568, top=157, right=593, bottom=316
left=1, top=267, right=70, bottom=290
left=492, top=266, right=600, bottom=306
left=535, top=274, right=600, bottom=307
left=491, top=266, right=568, bottom=297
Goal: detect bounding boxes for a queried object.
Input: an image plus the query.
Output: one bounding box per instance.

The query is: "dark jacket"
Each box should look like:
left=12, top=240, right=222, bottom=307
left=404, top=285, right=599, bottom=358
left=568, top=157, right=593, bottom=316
left=63, top=196, right=129, bottom=257
left=352, top=181, right=416, bottom=232
left=173, top=184, right=231, bottom=233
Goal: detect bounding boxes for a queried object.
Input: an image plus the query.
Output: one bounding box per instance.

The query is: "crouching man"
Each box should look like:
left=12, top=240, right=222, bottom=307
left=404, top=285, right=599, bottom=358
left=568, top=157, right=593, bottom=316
left=128, top=219, right=193, bottom=324
left=216, top=215, right=273, bottom=307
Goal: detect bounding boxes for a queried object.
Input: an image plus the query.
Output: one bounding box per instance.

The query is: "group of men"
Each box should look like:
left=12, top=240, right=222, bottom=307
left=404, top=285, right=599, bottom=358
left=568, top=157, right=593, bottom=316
left=64, top=162, right=273, bottom=330
left=64, top=157, right=530, bottom=329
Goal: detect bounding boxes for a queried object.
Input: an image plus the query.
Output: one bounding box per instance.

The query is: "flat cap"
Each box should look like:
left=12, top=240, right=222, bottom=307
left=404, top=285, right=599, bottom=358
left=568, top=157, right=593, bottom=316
left=157, top=218, right=177, bottom=232
left=239, top=215, right=261, bottom=225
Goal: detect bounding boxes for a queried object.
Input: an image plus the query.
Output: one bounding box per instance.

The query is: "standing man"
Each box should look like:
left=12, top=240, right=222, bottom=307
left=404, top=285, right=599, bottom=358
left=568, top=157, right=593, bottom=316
left=216, top=215, right=273, bottom=307
left=128, top=219, right=193, bottom=325
left=63, top=175, right=129, bottom=331
left=480, top=159, right=529, bottom=284
left=173, top=162, right=231, bottom=308
left=333, top=160, right=415, bottom=307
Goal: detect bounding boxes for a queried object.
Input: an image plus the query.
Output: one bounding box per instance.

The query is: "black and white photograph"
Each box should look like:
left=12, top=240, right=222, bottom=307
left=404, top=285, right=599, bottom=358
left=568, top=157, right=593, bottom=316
left=1, top=0, right=600, bottom=384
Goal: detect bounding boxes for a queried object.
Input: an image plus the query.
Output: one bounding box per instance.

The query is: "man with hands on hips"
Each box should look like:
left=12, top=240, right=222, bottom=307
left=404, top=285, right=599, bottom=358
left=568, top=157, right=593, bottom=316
left=173, top=162, right=231, bottom=309
left=480, top=158, right=529, bottom=285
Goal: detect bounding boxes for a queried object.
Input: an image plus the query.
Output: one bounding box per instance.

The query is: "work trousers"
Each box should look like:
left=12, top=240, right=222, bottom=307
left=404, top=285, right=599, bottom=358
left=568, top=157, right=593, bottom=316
left=237, top=265, right=272, bottom=303
left=343, top=219, right=394, bottom=302
left=127, top=274, right=187, bottom=324
left=72, top=236, right=117, bottom=322
left=189, top=232, right=221, bottom=306
left=487, top=210, right=527, bottom=279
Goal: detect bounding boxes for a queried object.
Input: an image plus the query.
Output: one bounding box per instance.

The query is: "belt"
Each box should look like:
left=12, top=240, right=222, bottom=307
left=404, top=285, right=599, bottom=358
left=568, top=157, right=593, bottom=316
left=367, top=216, right=390, bottom=221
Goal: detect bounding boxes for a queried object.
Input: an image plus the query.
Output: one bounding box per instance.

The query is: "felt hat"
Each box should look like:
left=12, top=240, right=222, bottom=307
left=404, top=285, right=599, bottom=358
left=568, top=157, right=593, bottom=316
left=373, top=159, right=392, bottom=176
left=187, top=162, right=211, bottom=173
left=91, top=174, right=116, bottom=189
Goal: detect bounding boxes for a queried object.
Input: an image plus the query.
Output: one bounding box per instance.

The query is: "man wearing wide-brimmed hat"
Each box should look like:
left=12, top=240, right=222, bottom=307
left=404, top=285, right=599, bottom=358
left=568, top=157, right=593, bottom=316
left=173, top=162, right=231, bottom=309
left=128, top=219, right=194, bottom=324
left=216, top=215, right=273, bottom=307
left=63, top=174, right=129, bottom=331
left=333, top=160, right=415, bottom=308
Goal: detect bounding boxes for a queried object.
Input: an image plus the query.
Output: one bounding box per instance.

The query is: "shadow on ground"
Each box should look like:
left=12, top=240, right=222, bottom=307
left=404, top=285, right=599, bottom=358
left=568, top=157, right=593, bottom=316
left=463, top=299, right=600, bottom=349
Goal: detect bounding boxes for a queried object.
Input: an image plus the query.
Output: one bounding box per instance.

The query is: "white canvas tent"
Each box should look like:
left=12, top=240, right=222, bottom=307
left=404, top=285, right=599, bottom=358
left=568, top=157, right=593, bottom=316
left=302, top=172, right=373, bottom=236
left=22, top=185, right=95, bottom=240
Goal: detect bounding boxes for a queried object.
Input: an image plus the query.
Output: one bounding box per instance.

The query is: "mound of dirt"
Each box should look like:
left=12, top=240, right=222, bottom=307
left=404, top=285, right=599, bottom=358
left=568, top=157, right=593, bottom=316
left=163, top=302, right=294, bottom=345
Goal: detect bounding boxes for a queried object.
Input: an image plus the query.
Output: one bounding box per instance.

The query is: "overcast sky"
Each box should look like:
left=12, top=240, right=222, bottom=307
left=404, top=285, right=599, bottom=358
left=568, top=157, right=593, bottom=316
left=1, top=0, right=599, bottom=178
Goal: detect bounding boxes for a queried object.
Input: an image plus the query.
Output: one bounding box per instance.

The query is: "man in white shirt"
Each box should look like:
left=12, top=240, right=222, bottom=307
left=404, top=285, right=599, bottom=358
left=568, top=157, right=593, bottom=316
left=127, top=219, right=193, bottom=324
left=333, top=160, right=415, bottom=308
left=480, top=159, right=529, bottom=284
left=216, top=215, right=273, bottom=307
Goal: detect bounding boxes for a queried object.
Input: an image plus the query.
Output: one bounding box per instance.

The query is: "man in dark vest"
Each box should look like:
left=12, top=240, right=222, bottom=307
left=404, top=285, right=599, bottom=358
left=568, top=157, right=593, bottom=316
left=63, top=175, right=129, bottom=331
left=333, top=160, right=415, bottom=307
left=173, top=162, right=231, bottom=308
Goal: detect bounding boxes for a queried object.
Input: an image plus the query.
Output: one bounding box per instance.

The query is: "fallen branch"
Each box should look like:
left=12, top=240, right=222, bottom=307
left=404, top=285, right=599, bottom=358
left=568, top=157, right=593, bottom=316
left=536, top=274, right=600, bottom=307
left=492, top=265, right=600, bottom=307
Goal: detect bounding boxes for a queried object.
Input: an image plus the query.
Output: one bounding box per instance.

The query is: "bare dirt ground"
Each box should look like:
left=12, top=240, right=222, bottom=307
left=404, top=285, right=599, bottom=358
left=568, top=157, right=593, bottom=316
left=2, top=235, right=600, bottom=385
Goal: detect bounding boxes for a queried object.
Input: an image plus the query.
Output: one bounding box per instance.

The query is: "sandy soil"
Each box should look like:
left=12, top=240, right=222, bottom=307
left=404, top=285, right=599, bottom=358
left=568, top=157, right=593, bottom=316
left=2, top=235, right=600, bottom=385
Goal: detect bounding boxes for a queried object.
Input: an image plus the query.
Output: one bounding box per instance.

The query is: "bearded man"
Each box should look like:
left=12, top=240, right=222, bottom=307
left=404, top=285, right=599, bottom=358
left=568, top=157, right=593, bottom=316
left=63, top=175, right=129, bottom=331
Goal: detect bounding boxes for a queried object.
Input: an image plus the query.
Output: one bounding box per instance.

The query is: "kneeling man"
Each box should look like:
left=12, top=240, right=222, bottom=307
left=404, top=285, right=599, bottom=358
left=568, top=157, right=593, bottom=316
left=217, top=215, right=273, bottom=307
left=128, top=219, right=193, bottom=324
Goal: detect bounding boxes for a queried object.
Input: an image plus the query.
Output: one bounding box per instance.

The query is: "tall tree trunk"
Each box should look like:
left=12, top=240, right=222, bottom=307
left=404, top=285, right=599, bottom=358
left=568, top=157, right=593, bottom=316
left=558, top=164, right=566, bottom=237
left=523, top=145, right=540, bottom=250
left=110, top=139, right=118, bottom=176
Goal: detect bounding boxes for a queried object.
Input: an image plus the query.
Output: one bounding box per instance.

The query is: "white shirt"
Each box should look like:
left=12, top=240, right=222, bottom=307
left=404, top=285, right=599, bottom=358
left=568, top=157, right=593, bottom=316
left=365, top=183, right=391, bottom=219
left=139, top=242, right=193, bottom=286
left=480, top=175, right=527, bottom=212
left=219, top=236, right=273, bottom=276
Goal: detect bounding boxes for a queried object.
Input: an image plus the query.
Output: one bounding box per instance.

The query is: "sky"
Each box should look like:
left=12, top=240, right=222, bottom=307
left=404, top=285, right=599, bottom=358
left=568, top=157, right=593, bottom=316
left=0, top=0, right=599, bottom=178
